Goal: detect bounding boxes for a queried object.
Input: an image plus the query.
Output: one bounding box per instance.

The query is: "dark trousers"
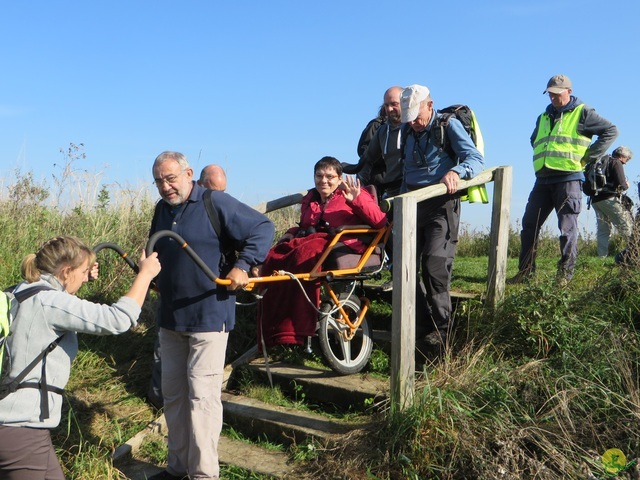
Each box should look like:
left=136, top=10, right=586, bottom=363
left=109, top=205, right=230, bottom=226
left=147, top=302, right=164, bottom=409
left=519, top=180, right=582, bottom=279
left=0, top=425, right=65, bottom=480
left=416, top=195, right=460, bottom=332
left=148, top=334, right=164, bottom=408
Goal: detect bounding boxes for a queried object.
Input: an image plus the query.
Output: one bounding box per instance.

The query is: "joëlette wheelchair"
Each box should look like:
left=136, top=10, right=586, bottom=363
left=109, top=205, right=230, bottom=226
left=93, top=221, right=391, bottom=376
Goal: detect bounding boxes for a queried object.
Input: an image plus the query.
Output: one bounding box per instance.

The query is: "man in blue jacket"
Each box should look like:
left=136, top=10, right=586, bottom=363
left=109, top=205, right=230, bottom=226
left=508, top=74, right=618, bottom=285
left=400, top=84, right=484, bottom=346
left=148, top=151, right=274, bottom=480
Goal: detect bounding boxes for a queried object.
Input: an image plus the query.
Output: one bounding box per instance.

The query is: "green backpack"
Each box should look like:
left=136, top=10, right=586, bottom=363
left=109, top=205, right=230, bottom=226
left=400, top=104, right=487, bottom=203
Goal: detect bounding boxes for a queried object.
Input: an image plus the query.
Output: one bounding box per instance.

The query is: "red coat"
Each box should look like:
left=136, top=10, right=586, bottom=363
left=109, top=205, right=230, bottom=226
left=286, top=187, right=387, bottom=253
left=259, top=186, right=388, bottom=348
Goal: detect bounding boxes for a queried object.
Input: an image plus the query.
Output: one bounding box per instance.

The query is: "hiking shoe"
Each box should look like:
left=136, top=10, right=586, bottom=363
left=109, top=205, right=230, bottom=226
left=506, top=272, right=530, bottom=285
left=147, top=470, right=189, bottom=480
left=555, top=274, right=571, bottom=288
left=423, top=330, right=447, bottom=347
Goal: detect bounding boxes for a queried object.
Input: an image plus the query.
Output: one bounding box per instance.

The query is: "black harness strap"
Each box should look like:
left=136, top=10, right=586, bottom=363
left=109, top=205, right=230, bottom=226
left=1, top=285, right=64, bottom=420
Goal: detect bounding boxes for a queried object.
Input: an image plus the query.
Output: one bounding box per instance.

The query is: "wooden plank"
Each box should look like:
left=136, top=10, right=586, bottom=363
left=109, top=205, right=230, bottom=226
left=114, top=413, right=295, bottom=479
left=384, top=167, right=499, bottom=207
left=253, top=191, right=308, bottom=214
left=219, top=437, right=295, bottom=478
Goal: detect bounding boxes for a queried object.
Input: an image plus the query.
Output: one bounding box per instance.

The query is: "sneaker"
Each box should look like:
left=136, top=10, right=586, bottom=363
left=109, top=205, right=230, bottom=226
left=380, top=279, right=393, bottom=292
left=147, top=470, right=189, bottom=480
left=506, top=272, right=530, bottom=285
left=423, top=330, right=447, bottom=346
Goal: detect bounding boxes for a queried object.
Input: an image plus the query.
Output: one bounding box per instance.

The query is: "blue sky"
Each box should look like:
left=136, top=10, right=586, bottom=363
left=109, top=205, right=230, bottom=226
left=1, top=0, right=638, bottom=234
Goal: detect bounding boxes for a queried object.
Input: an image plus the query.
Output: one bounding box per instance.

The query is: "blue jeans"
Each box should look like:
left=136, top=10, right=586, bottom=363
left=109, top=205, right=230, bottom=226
left=519, top=180, right=582, bottom=279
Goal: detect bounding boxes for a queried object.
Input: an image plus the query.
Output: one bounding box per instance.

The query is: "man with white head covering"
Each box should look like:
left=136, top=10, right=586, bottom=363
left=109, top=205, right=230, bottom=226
left=400, top=84, right=484, bottom=346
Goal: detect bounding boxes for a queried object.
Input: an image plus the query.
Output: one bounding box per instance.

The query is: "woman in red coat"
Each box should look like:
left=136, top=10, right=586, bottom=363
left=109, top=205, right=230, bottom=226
left=258, top=156, right=387, bottom=348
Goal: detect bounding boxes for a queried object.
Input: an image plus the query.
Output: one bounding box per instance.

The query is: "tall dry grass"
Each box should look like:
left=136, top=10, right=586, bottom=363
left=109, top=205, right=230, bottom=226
left=4, top=146, right=640, bottom=479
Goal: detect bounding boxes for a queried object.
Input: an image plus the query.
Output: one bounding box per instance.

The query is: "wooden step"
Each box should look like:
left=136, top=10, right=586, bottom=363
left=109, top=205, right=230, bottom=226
left=113, top=408, right=298, bottom=479
left=222, top=391, right=358, bottom=446
left=115, top=356, right=389, bottom=478
left=115, top=436, right=295, bottom=479
left=231, top=360, right=388, bottom=412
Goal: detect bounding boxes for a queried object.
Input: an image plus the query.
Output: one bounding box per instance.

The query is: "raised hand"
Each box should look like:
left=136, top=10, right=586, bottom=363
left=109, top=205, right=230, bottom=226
left=340, top=175, right=361, bottom=202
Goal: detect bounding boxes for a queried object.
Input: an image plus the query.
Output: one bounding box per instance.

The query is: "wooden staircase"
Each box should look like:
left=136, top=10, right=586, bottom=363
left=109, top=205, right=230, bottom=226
left=114, top=359, right=389, bottom=479
left=113, top=290, right=478, bottom=479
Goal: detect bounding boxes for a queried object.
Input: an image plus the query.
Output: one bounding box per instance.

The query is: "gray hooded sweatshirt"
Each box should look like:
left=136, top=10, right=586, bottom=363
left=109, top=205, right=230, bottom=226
left=0, top=273, right=141, bottom=429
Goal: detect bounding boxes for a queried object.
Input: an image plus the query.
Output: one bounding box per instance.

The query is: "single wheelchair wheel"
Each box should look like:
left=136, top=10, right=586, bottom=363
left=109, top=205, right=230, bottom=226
left=318, top=293, right=372, bottom=375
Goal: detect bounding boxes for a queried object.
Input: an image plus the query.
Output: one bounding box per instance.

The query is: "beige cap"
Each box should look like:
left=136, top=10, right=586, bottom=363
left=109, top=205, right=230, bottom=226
left=400, top=84, right=430, bottom=123
left=544, top=74, right=572, bottom=94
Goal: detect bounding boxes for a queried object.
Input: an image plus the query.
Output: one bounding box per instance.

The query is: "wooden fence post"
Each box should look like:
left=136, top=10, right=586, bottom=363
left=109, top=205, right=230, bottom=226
left=247, top=167, right=511, bottom=413
left=390, top=195, right=417, bottom=411
left=485, top=166, right=512, bottom=309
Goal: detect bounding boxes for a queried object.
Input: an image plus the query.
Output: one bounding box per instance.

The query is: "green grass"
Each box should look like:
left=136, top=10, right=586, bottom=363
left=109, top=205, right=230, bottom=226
left=2, top=156, right=640, bottom=479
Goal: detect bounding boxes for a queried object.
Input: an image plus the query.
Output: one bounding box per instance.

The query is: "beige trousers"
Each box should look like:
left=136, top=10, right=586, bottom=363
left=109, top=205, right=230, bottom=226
left=160, top=327, right=229, bottom=480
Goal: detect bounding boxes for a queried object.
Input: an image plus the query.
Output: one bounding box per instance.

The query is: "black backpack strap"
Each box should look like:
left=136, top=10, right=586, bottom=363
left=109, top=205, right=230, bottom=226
left=3, top=285, right=63, bottom=420
left=12, top=285, right=55, bottom=302
left=431, top=111, right=457, bottom=159
left=203, top=189, right=224, bottom=242
left=203, top=190, right=238, bottom=273
left=5, top=334, right=65, bottom=420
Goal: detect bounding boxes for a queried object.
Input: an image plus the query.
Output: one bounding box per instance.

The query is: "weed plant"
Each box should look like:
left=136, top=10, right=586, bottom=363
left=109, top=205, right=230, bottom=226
left=307, top=259, right=640, bottom=479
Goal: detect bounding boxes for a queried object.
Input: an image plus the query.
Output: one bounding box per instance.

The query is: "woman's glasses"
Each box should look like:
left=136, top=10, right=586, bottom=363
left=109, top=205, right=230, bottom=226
left=314, top=173, right=339, bottom=181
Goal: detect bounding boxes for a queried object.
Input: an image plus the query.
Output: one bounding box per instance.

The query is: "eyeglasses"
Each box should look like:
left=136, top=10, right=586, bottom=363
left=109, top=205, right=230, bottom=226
left=154, top=169, right=186, bottom=187
left=314, top=173, right=339, bottom=181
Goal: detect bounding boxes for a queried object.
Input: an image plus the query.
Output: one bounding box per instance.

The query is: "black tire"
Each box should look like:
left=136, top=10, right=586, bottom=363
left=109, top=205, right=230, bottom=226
left=318, top=294, right=372, bottom=375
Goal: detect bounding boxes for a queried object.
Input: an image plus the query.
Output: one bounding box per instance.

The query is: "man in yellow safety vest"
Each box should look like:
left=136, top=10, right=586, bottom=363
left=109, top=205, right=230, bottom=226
left=508, top=74, right=618, bottom=286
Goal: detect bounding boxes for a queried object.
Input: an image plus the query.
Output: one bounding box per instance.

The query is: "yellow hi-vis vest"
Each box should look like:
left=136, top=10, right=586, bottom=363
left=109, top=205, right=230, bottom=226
left=459, top=110, right=489, bottom=204
left=532, top=104, right=590, bottom=173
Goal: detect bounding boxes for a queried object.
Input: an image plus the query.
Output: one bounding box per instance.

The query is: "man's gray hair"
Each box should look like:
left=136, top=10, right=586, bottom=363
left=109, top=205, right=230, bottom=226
left=612, top=146, right=633, bottom=160
left=420, top=94, right=433, bottom=107
left=153, top=151, right=190, bottom=171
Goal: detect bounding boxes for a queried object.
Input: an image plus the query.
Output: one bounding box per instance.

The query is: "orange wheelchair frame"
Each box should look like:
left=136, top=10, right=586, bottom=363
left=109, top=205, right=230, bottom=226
left=94, top=223, right=391, bottom=375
